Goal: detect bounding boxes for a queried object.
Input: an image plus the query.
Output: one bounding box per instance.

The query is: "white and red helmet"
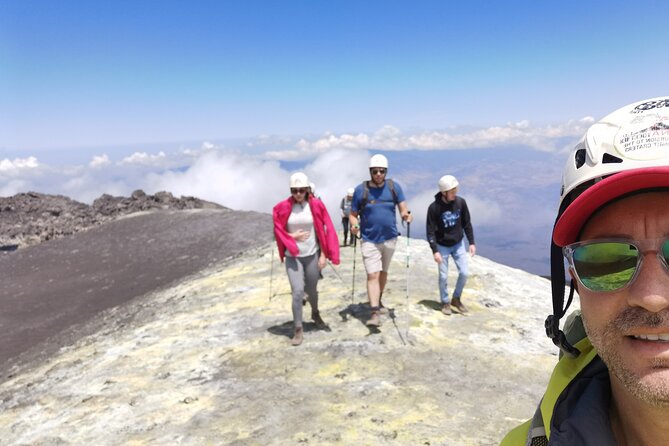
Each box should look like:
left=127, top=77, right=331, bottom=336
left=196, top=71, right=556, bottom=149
left=554, top=96, right=669, bottom=246
left=548, top=96, right=669, bottom=357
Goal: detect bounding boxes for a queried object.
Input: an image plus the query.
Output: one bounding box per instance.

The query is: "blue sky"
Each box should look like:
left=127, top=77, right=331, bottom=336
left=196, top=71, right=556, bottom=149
left=1, top=0, right=668, bottom=275
left=2, top=0, right=668, bottom=150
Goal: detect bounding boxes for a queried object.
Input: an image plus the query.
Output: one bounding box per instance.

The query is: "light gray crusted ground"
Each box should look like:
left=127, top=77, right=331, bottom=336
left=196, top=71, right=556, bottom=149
left=0, top=235, right=560, bottom=446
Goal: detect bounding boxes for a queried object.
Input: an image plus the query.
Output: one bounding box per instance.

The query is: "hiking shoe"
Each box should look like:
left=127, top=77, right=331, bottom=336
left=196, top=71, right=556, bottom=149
left=312, top=311, right=327, bottom=329
left=452, top=297, right=468, bottom=313
left=378, top=301, right=389, bottom=315
left=366, top=311, right=381, bottom=327
left=441, top=303, right=452, bottom=315
left=291, top=327, right=304, bottom=346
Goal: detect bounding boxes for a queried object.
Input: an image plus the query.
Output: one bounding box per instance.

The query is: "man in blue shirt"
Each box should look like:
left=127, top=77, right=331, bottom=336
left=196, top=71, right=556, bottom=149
left=349, top=154, right=412, bottom=326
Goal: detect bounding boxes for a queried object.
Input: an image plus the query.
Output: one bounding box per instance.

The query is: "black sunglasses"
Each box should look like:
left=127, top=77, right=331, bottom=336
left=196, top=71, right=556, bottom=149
left=370, top=168, right=387, bottom=175
left=291, top=188, right=308, bottom=194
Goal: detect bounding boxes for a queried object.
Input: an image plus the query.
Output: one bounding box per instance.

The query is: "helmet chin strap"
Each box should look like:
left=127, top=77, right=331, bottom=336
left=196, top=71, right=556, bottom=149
left=546, top=211, right=581, bottom=358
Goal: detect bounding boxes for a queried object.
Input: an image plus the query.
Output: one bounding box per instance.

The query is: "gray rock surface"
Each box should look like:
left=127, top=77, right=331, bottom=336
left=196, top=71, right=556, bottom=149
left=0, top=190, right=222, bottom=249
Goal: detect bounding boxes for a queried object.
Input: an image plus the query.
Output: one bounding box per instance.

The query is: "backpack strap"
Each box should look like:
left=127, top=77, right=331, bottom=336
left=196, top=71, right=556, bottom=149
left=526, top=402, right=547, bottom=446
left=359, top=179, right=399, bottom=215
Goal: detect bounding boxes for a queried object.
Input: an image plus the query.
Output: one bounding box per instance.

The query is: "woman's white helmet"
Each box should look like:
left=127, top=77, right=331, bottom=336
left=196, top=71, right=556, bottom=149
left=554, top=96, right=669, bottom=246
left=438, top=175, right=459, bottom=192
left=289, top=172, right=310, bottom=188
left=309, top=182, right=316, bottom=194
left=369, top=154, right=388, bottom=169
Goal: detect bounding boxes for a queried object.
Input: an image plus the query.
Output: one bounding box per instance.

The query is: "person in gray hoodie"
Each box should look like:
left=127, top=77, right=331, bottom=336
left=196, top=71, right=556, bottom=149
left=426, top=175, right=475, bottom=315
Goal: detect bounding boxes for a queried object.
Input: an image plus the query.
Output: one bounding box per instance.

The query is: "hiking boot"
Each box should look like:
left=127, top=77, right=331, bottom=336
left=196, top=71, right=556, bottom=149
left=452, top=297, right=468, bottom=313
left=441, top=303, right=452, bottom=315
left=312, top=311, right=327, bottom=329
left=366, top=310, right=381, bottom=327
left=291, top=327, right=303, bottom=346
left=378, top=301, right=389, bottom=315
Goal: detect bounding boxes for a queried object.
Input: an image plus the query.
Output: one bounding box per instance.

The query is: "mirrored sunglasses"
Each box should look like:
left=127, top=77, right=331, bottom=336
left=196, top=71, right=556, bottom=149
left=291, top=188, right=308, bottom=194
left=370, top=168, right=387, bottom=175
left=563, top=237, right=669, bottom=292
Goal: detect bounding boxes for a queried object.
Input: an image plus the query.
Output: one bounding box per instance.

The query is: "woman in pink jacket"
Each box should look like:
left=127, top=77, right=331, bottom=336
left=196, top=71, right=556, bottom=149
left=273, top=172, right=340, bottom=346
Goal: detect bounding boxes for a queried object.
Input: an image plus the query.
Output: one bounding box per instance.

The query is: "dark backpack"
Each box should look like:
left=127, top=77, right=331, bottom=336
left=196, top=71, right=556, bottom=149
left=359, top=179, right=399, bottom=215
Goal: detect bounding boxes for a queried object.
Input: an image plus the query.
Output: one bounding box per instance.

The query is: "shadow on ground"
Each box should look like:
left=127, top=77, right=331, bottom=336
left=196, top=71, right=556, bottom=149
left=417, top=299, right=442, bottom=311
left=267, top=320, right=333, bottom=338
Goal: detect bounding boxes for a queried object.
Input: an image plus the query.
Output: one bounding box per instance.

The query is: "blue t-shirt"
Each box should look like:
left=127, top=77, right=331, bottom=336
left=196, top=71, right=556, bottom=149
left=351, top=180, right=406, bottom=243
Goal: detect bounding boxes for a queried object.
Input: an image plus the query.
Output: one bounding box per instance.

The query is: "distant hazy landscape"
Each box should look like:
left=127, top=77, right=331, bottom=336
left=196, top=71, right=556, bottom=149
left=0, top=144, right=568, bottom=276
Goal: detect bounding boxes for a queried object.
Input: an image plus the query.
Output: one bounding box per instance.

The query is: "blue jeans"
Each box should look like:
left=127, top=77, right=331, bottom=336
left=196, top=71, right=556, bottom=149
left=437, top=240, right=469, bottom=304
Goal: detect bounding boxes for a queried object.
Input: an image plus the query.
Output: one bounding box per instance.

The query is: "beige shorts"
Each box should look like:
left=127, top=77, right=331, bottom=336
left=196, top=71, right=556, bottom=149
left=361, top=238, right=397, bottom=274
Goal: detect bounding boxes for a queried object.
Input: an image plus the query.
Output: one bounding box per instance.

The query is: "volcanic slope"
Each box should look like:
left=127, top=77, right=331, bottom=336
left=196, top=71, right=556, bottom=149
left=0, top=215, right=560, bottom=445
left=0, top=208, right=272, bottom=377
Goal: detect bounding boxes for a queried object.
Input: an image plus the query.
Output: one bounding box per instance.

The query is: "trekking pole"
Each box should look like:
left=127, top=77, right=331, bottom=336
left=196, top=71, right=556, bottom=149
left=327, top=261, right=345, bottom=284
left=351, top=234, right=359, bottom=304
left=405, top=212, right=411, bottom=341
left=389, top=308, right=406, bottom=346
left=269, top=237, right=275, bottom=301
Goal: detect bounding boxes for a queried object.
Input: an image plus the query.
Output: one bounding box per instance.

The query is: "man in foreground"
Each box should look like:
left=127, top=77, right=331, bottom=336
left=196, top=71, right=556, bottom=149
left=502, top=96, right=669, bottom=445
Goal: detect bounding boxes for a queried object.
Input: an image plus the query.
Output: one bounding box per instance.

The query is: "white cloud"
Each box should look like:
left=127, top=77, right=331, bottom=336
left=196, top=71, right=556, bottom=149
left=180, top=141, right=221, bottom=158
left=144, top=151, right=288, bottom=213
left=0, top=179, right=30, bottom=197
left=119, top=151, right=167, bottom=166
left=0, top=156, right=39, bottom=174
left=406, top=189, right=438, bottom=236
left=89, top=154, right=111, bottom=168
left=0, top=137, right=566, bottom=275
left=464, top=194, right=504, bottom=227
left=278, top=119, right=591, bottom=159
left=61, top=174, right=131, bottom=203
left=302, top=149, right=371, bottom=224
left=141, top=148, right=372, bottom=219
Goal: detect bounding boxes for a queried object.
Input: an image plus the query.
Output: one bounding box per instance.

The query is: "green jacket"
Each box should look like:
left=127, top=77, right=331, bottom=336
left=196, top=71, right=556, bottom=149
left=501, top=313, right=616, bottom=445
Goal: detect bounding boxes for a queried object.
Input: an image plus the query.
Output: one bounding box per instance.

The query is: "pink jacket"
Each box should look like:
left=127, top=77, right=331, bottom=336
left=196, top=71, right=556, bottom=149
left=273, top=196, right=340, bottom=265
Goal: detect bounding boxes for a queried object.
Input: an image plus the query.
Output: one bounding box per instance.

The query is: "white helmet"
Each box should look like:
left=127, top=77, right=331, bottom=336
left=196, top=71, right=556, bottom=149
left=438, top=175, right=459, bottom=192
left=548, top=96, right=669, bottom=358
left=289, top=172, right=309, bottom=188
left=309, top=182, right=316, bottom=194
left=369, top=154, right=388, bottom=169
left=554, top=96, right=669, bottom=246
left=346, top=187, right=354, bottom=195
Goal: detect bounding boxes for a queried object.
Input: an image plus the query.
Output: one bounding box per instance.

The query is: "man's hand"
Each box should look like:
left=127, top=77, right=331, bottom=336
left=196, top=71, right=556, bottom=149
left=469, top=244, right=476, bottom=257
left=402, top=212, right=413, bottom=223
left=350, top=217, right=360, bottom=236
left=433, top=252, right=442, bottom=264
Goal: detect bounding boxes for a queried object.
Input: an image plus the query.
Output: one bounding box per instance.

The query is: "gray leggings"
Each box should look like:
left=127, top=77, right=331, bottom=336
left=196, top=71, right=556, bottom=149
left=285, top=253, right=320, bottom=328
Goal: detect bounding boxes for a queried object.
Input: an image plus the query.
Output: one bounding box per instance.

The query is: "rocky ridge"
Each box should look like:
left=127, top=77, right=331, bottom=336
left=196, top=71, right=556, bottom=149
left=0, top=190, right=223, bottom=249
